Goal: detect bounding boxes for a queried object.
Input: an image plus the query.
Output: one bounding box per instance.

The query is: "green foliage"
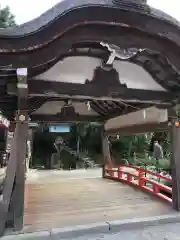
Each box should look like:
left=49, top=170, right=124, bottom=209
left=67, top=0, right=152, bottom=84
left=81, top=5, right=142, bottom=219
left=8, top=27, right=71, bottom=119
left=33, top=131, right=56, bottom=155
left=60, top=150, right=77, bottom=170
left=68, top=123, right=102, bottom=154
left=32, top=121, right=172, bottom=173
left=0, top=6, right=16, bottom=28
left=32, top=131, right=56, bottom=169
left=110, top=134, right=151, bottom=159
left=156, top=158, right=170, bottom=170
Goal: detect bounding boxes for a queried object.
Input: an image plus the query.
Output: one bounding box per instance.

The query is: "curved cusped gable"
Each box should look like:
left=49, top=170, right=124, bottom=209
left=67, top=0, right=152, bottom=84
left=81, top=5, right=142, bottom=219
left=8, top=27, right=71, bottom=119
left=0, top=5, right=180, bottom=56
left=0, top=0, right=180, bottom=96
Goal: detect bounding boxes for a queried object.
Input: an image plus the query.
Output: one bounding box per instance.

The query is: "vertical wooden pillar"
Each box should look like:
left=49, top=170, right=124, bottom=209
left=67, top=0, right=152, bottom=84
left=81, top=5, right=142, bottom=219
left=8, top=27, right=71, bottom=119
left=0, top=125, right=18, bottom=236
left=101, top=130, right=106, bottom=178
left=170, top=114, right=180, bottom=211
left=101, top=129, right=112, bottom=177
left=7, top=120, right=28, bottom=229
left=0, top=68, right=28, bottom=236
left=11, top=68, right=29, bottom=230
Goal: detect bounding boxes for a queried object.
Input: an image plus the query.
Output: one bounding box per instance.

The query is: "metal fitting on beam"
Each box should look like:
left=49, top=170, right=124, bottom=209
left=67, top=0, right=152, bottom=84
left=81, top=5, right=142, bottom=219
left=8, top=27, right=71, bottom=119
left=16, top=68, right=28, bottom=89
left=15, top=110, right=29, bottom=123
left=18, top=115, right=26, bottom=122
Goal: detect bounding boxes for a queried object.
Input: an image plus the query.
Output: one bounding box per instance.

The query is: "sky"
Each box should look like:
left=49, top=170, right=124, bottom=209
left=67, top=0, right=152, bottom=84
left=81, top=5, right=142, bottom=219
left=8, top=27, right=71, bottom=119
left=0, top=0, right=180, bottom=24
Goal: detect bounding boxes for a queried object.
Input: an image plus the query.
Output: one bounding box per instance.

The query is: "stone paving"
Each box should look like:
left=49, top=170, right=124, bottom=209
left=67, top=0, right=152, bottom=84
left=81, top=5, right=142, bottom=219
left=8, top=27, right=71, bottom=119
left=63, top=222, right=180, bottom=240
left=78, top=223, right=180, bottom=240
left=3, top=222, right=180, bottom=239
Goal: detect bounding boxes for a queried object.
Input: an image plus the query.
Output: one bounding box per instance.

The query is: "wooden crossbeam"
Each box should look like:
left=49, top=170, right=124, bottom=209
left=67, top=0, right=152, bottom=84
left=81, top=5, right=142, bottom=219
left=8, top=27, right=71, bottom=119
left=7, top=80, right=173, bottom=104
left=27, top=80, right=173, bottom=103
left=31, top=114, right=103, bottom=123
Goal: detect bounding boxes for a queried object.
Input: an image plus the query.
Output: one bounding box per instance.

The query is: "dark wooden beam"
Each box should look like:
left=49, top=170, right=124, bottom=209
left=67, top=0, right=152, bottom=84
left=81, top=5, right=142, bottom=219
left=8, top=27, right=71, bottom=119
left=7, top=117, right=28, bottom=231
left=0, top=68, right=29, bottom=236
left=31, top=114, right=103, bottom=123
left=169, top=109, right=180, bottom=211
left=0, top=125, right=18, bottom=236
left=18, top=80, right=174, bottom=104
left=9, top=68, right=29, bottom=231
left=28, top=97, right=49, bottom=113
left=0, top=69, right=29, bottom=235
left=91, top=101, right=108, bottom=116
left=104, top=101, right=123, bottom=110
left=0, top=97, right=17, bottom=110
left=89, top=101, right=106, bottom=116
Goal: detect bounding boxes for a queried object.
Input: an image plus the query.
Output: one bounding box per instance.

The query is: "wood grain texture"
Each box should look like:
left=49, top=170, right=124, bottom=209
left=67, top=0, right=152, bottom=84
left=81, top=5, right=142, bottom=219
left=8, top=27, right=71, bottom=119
left=23, top=170, right=174, bottom=232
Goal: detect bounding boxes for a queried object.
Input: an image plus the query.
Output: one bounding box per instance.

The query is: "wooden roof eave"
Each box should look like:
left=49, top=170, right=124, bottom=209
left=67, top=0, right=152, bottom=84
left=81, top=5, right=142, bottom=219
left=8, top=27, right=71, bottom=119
left=105, top=107, right=169, bottom=135
left=0, top=0, right=180, bottom=73
left=0, top=0, right=179, bottom=43
left=105, top=122, right=169, bottom=136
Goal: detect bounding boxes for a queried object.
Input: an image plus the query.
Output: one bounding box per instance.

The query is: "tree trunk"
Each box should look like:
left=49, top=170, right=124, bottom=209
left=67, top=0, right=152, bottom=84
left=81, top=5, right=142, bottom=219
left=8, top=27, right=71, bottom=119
left=128, top=139, right=133, bottom=158
left=77, top=135, right=80, bottom=159
left=43, top=155, right=52, bottom=169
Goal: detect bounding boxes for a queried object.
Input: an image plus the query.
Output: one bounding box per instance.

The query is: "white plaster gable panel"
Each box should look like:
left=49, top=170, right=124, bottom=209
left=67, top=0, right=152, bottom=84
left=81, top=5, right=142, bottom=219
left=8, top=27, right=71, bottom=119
left=34, top=56, right=166, bottom=91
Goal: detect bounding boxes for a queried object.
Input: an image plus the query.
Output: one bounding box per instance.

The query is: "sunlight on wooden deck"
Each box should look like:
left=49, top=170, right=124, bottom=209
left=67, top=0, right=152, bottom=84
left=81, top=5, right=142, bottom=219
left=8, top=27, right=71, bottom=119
left=23, top=169, right=174, bottom=232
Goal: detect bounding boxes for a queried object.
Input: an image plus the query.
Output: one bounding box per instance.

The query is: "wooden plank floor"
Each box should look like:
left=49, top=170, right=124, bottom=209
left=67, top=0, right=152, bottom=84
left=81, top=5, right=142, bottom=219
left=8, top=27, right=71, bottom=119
left=23, top=169, right=174, bottom=232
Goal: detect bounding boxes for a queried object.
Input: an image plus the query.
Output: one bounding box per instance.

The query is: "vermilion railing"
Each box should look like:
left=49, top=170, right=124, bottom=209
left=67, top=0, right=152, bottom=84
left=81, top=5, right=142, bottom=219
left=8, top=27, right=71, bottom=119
left=103, top=165, right=172, bottom=203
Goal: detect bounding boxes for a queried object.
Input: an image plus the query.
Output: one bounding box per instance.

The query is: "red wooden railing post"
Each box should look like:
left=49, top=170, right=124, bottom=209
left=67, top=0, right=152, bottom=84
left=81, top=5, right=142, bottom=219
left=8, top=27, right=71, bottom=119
left=153, top=183, right=159, bottom=194
left=138, top=168, right=144, bottom=187
left=102, top=164, right=105, bottom=178
left=127, top=173, right=133, bottom=183
left=111, top=168, right=114, bottom=177
left=105, top=165, right=172, bottom=203
left=118, top=166, right=123, bottom=179
left=107, top=168, right=112, bottom=177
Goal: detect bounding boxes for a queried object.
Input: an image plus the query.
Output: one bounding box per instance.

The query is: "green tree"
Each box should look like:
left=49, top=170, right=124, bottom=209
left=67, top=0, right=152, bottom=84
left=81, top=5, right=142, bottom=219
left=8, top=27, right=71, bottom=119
left=0, top=5, right=16, bottom=28
left=32, top=130, right=56, bottom=169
